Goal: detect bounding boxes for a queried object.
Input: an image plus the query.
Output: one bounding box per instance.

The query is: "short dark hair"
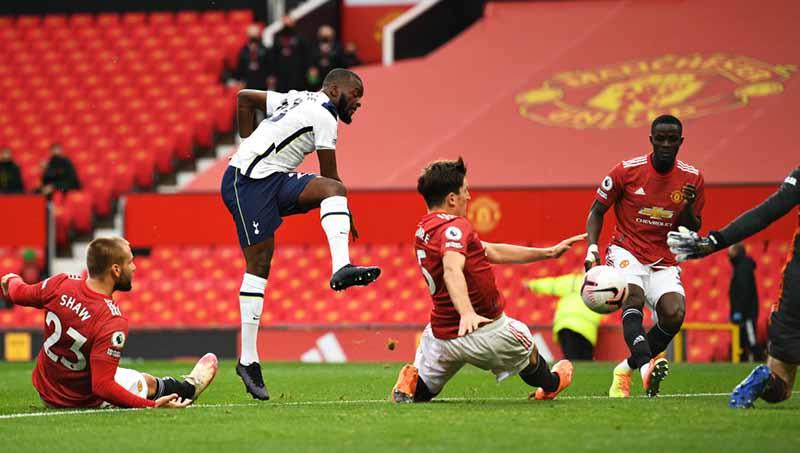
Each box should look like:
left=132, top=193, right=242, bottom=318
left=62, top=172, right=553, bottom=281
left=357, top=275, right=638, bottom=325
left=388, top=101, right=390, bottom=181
left=86, top=237, right=129, bottom=277
left=651, top=114, right=682, bottom=135
left=322, top=68, right=362, bottom=88
left=417, top=157, right=467, bottom=208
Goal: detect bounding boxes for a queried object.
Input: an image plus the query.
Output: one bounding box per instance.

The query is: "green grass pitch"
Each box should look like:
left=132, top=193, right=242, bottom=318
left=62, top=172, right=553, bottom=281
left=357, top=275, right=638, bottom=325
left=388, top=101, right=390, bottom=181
left=0, top=360, right=796, bottom=452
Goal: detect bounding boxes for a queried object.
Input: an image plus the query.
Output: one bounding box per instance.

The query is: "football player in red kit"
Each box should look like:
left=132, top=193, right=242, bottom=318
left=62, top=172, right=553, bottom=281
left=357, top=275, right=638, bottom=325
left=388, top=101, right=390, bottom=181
left=0, top=237, right=217, bottom=409
left=585, top=115, right=704, bottom=398
left=391, top=158, right=586, bottom=402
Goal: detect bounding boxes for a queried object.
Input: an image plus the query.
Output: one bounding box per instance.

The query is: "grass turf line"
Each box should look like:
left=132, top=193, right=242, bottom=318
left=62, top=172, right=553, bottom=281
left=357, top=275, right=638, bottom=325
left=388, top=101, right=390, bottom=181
left=0, top=361, right=796, bottom=452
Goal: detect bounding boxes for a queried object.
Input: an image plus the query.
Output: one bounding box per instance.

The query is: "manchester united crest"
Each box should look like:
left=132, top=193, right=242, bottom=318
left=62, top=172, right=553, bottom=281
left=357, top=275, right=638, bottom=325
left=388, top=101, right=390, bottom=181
left=515, top=53, right=795, bottom=129
left=467, top=196, right=502, bottom=234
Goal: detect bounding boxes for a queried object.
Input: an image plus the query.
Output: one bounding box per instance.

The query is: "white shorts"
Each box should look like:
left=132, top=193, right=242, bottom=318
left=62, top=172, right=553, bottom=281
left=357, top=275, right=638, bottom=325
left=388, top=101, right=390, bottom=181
left=98, top=368, right=149, bottom=408
left=413, top=314, right=535, bottom=395
left=606, top=245, right=685, bottom=314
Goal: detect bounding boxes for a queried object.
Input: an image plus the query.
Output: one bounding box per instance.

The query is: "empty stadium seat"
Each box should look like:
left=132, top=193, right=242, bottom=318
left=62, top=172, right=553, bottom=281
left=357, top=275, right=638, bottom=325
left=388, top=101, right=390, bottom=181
left=0, top=10, right=246, bottom=250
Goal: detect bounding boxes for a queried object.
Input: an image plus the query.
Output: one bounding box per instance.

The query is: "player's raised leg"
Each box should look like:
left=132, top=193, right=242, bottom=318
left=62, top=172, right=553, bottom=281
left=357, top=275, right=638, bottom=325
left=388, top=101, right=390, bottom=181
left=296, top=176, right=381, bottom=291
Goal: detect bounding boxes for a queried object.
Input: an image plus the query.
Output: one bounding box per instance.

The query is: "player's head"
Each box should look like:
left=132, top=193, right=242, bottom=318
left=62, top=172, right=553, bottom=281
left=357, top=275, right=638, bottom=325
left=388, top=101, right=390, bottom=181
left=0, top=147, right=10, bottom=161
left=649, top=115, right=684, bottom=167
left=50, top=143, right=63, bottom=156
left=728, top=243, right=745, bottom=260
left=322, top=68, right=363, bottom=125
left=86, top=236, right=136, bottom=292
left=417, top=157, right=470, bottom=217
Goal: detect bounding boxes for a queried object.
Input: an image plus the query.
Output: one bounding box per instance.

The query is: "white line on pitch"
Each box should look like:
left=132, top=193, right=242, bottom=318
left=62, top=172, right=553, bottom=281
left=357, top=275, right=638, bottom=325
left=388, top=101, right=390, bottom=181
left=5, top=391, right=790, bottom=420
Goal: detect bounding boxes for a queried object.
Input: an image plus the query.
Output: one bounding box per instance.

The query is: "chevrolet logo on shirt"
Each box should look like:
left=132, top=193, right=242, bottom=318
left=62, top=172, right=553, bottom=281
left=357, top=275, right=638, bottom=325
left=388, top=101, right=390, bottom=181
left=638, top=207, right=674, bottom=220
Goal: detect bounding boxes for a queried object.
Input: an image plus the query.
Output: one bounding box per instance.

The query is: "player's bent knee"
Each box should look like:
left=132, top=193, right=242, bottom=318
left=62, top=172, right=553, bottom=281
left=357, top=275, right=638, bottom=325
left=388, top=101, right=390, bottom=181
left=325, top=178, right=347, bottom=198
left=622, top=294, right=645, bottom=310
left=245, top=262, right=271, bottom=279
left=658, top=298, right=686, bottom=328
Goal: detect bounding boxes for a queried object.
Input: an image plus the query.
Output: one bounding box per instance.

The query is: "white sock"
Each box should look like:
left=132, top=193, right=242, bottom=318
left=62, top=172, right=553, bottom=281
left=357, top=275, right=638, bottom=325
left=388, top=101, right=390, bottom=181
left=616, top=359, right=633, bottom=373
left=320, top=195, right=351, bottom=275
left=239, top=273, right=266, bottom=366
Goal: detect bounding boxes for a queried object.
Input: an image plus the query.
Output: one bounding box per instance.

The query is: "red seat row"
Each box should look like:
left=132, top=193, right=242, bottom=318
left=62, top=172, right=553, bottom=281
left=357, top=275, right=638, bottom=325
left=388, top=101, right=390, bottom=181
left=0, top=10, right=249, bottom=244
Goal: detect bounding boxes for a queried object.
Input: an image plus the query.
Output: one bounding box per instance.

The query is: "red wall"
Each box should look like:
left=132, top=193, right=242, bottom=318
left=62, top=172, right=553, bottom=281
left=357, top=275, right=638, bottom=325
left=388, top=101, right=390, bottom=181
left=253, top=325, right=634, bottom=363
left=341, top=2, right=414, bottom=64
left=125, top=186, right=796, bottom=247
left=0, top=195, right=47, bottom=247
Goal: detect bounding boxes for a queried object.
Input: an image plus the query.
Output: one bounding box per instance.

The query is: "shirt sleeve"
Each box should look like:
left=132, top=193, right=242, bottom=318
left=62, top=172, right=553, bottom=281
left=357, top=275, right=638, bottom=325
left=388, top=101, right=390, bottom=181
left=594, top=163, right=625, bottom=207
left=89, top=317, right=155, bottom=408
left=314, top=108, right=338, bottom=151
left=265, top=90, right=286, bottom=118
left=716, top=166, right=800, bottom=246
left=439, top=218, right=473, bottom=256
left=6, top=274, right=64, bottom=308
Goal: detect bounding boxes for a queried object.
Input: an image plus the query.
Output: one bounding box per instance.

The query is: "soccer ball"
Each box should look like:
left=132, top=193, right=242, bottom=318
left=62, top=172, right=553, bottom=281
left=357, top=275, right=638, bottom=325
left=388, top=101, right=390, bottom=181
left=581, top=265, right=627, bottom=314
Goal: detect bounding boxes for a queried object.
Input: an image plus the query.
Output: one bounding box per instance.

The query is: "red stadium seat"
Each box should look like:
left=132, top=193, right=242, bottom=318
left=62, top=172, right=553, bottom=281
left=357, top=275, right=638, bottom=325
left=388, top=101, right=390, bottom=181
left=69, top=13, right=94, bottom=28
left=64, top=191, right=94, bottom=234
left=16, top=15, right=41, bottom=29
left=96, top=13, right=119, bottom=28
left=228, top=10, right=254, bottom=27
left=202, top=10, right=226, bottom=26
left=121, top=12, right=146, bottom=28
left=43, top=14, right=68, bottom=28
left=149, top=12, right=174, bottom=26
left=176, top=11, right=200, bottom=25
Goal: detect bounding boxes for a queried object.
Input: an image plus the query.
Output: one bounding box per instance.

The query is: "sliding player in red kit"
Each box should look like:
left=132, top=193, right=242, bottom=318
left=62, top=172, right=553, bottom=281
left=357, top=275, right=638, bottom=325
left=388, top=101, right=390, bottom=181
left=1, top=237, right=217, bottom=409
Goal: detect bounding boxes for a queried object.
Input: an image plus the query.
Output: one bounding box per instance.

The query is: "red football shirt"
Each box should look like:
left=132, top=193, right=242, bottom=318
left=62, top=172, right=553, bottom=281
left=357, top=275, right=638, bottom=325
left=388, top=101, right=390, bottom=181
left=415, top=212, right=504, bottom=340
left=5, top=274, right=154, bottom=408
left=595, top=154, right=705, bottom=266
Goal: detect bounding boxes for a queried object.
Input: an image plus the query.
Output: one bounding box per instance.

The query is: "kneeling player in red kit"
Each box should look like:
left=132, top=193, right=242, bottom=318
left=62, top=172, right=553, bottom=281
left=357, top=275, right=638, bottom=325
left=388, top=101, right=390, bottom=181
left=392, top=158, right=586, bottom=402
left=1, top=237, right=217, bottom=409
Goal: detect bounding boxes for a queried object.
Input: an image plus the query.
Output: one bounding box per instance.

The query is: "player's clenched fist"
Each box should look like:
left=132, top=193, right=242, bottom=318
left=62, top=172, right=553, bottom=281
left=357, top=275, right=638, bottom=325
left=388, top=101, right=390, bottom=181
left=584, top=244, right=600, bottom=272
left=681, top=183, right=697, bottom=204
left=1, top=273, right=18, bottom=297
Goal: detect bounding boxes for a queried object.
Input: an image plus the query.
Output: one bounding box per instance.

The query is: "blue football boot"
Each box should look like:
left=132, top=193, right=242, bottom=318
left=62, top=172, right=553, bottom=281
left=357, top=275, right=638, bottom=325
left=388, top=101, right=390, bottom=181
left=729, top=365, right=771, bottom=409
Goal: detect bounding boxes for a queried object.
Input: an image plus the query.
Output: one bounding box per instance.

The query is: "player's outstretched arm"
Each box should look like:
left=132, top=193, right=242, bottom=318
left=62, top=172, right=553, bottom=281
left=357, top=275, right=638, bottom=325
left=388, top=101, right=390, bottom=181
left=237, top=89, right=267, bottom=139
left=1, top=274, right=46, bottom=308
left=713, top=170, right=799, bottom=247
left=442, top=251, right=491, bottom=336
left=669, top=168, right=799, bottom=260
left=585, top=201, right=608, bottom=271
left=482, top=234, right=586, bottom=264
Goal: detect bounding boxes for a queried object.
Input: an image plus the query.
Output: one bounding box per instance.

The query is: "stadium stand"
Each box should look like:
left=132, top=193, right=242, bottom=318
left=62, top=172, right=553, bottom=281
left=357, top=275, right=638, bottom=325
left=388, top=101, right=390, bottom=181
left=0, top=240, right=790, bottom=362
left=0, top=11, right=252, bottom=245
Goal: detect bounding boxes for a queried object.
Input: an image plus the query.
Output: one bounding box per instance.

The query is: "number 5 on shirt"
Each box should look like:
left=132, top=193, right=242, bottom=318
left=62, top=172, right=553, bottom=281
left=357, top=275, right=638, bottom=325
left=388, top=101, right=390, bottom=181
left=416, top=250, right=436, bottom=295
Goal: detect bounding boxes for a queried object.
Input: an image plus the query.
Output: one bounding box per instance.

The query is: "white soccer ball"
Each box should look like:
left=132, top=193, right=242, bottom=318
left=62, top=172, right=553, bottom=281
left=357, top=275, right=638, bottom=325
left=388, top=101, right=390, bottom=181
left=581, top=265, right=628, bottom=314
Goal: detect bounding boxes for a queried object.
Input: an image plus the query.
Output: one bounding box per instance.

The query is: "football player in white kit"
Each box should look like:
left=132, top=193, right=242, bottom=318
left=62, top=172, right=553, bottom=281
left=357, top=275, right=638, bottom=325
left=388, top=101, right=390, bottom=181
left=221, top=69, right=381, bottom=400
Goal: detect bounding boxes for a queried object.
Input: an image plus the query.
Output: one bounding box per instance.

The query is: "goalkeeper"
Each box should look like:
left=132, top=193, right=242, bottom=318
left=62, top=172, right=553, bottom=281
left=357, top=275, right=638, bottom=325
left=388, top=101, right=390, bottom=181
left=667, top=166, right=799, bottom=409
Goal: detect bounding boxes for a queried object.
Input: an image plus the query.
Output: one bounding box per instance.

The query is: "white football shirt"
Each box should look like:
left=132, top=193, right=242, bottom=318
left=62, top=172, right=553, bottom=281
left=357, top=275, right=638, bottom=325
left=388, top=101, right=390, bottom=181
left=230, top=90, right=338, bottom=179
